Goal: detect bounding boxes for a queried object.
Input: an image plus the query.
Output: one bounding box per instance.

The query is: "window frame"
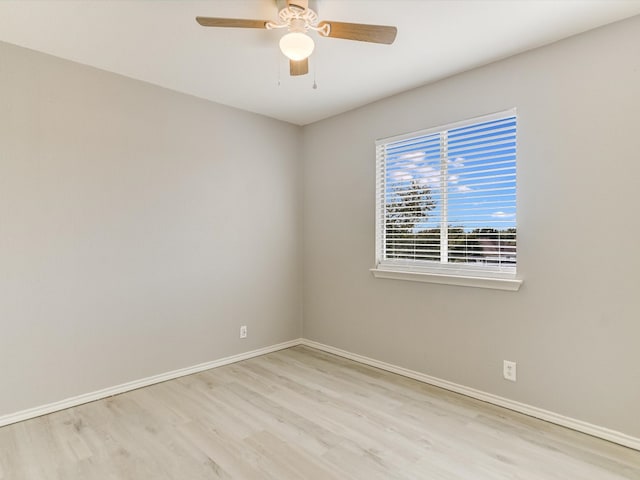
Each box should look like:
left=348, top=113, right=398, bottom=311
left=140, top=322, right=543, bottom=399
left=372, top=109, right=522, bottom=291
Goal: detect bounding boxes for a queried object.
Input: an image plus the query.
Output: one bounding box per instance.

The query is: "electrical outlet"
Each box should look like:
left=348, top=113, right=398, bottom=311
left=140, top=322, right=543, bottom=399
left=240, top=325, right=247, bottom=339
left=503, top=360, right=517, bottom=382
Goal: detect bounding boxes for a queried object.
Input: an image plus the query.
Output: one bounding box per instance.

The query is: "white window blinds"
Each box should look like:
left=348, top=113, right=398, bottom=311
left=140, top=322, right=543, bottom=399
left=375, top=110, right=517, bottom=278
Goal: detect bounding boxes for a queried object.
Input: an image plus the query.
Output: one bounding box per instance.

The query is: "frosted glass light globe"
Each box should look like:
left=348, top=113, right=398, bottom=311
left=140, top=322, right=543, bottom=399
left=279, top=32, right=315, bottom=61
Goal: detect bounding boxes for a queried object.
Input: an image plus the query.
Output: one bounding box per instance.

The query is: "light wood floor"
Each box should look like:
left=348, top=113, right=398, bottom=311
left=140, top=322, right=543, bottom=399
left=1, top=346, right=639, bottom=479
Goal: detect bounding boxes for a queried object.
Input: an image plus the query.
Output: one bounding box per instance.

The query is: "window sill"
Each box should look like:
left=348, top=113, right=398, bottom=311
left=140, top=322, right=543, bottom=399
left=370, top=268, right=522, bottom=291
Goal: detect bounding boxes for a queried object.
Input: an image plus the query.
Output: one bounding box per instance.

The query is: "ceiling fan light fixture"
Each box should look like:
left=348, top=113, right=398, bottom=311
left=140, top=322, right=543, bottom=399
left=279, top=32, right=314, bottom=61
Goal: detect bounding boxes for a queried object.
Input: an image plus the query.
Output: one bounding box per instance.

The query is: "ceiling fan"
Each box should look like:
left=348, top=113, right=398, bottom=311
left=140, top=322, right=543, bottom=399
left=196, top=0, right=397, bottom=77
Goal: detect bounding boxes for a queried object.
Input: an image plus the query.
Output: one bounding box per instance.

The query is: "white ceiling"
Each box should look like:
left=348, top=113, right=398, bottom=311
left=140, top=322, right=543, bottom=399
left=0, top=1, right=639, bottom=125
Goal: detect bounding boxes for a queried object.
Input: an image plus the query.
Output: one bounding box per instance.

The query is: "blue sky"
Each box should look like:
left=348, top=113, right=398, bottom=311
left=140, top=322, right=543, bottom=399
left=384, top=116, right=516, bottom=233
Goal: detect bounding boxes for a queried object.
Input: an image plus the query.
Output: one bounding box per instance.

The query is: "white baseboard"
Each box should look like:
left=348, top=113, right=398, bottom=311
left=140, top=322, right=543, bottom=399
left=3, top=337, right=638, bottom=452
left=300, top=339, right=640, bottom=452
left=0, top=338, right=303, bottom=429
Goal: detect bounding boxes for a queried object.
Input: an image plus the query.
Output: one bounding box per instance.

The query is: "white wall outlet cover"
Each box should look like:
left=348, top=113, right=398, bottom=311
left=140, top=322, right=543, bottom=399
left=240, top=325, right=248, bottom=339
left=503, top=360, right=517, bottom=382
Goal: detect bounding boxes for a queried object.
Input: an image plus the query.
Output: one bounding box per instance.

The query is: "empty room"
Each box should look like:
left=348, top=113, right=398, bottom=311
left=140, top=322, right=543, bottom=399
left=1, top=0, right=639, bottom=478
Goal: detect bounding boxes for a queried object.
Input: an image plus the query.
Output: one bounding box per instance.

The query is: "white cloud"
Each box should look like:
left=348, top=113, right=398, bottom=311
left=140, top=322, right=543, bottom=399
left=414, top=166, right=439, bottom=187
left=393, top=171, right=413, bottom=181
left=457, top=185, right=472, bottom=193
left=491, top=211, right=515, bottom=218
left=399, top=151, right=426, bottom=161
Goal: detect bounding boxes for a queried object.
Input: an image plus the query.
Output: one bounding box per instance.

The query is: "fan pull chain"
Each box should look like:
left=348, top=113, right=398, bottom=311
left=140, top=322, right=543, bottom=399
left=277, top=51, right=282, bottom=87
left=312, top=55, right=318, bottom=89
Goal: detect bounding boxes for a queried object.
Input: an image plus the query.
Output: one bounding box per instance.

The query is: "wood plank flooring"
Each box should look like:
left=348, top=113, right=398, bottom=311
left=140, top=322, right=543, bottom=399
left=1, top=346, right=639, bottom=479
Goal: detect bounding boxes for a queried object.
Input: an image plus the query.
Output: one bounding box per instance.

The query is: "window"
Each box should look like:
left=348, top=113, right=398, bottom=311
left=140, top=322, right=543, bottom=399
left=372, top=110, right=521, bottom=290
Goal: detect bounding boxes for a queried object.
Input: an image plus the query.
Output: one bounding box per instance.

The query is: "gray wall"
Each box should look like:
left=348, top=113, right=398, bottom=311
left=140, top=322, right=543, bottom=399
left=302, top=15, right=640, bottom=437
left=0, top=42, right=302, bottom=417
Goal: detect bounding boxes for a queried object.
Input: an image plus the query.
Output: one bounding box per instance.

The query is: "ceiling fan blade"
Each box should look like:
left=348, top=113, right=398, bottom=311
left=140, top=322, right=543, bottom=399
left=318, top=21, right=397, bottom=44
left=196, top=17, right=268, bottom=29
left=290, top=58, right=309, bottom=76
